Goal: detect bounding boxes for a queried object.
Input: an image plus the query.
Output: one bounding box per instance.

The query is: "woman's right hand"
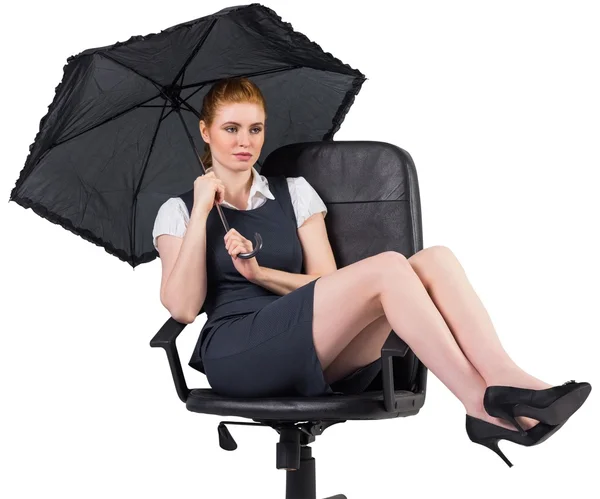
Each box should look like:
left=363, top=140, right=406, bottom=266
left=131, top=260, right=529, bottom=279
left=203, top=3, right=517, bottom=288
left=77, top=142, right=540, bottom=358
left=192, top=171, right=225, bottom=218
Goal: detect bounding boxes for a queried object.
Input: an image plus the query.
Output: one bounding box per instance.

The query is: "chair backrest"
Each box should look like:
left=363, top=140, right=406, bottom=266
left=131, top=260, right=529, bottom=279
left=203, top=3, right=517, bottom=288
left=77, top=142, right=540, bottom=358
left=260, top=140, right=424, bottom=269
left=260, top=140, right=425, bottom=392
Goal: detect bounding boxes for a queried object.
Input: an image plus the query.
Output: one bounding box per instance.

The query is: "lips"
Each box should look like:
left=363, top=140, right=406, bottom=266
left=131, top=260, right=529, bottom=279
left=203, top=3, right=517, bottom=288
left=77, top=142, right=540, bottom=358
left=234, top=153, right=251, bottom=157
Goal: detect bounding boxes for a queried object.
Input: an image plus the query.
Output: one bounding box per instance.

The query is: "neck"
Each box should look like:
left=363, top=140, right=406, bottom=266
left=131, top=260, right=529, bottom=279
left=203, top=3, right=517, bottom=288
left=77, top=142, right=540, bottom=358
left=207, top=164, right=253, bottom=208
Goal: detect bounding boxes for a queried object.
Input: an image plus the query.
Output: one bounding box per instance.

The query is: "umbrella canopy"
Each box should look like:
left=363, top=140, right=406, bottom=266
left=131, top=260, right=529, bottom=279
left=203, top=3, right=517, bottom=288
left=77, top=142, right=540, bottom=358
left=9, top=3, right=366, bottom=268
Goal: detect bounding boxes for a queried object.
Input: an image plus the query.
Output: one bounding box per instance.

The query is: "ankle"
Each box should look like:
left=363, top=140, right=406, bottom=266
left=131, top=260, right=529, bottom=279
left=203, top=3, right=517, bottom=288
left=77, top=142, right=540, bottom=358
left=484, top=367, right=552, bottom=390
left=463, top=399, right=485, bottom=418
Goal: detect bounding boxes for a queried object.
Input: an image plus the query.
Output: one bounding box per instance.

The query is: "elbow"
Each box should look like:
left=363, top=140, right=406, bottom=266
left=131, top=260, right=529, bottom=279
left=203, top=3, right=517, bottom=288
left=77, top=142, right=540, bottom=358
left=171, top=314, right=195, bottom=324
left=168, top=306, right=198, bottom=325
left=161, top=297, right=198, bottom=325
left=160, top=298, right=195, bottom=324
left=170, top=310, right=195, bottom=324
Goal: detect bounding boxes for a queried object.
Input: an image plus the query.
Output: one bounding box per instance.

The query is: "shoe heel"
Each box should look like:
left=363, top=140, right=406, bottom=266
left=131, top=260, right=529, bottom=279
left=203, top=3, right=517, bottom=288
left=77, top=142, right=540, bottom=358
left=475, top=438, right=513, bottom=468
left=483, top=396, right=528, bottom=436
left=494, top=405, right=528, bottom=436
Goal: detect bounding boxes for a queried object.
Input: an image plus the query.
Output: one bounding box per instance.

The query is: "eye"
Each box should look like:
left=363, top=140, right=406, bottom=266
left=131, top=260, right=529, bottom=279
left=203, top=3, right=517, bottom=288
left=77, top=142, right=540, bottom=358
left=225, top=126, right=263, bottom=133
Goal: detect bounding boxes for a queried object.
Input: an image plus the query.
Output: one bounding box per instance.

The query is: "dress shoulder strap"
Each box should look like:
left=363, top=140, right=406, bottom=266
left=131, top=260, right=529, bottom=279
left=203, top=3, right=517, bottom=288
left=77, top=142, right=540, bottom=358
left=266, top=174, right=297, bottom=227
left=178, top=187, right=194, bottom=218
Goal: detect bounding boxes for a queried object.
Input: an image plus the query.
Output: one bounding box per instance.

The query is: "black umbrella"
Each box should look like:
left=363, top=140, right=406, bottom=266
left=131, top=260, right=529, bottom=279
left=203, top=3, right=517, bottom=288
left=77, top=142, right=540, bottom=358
left=9, top=3, right=366, bottom=267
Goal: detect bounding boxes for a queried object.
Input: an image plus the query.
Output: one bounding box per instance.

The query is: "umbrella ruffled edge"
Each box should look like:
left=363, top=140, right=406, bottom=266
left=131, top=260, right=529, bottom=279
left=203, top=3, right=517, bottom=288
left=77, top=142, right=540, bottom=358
left=60, top=3, right=367, bottom=82
left=10, top=193, right=157, bottom=269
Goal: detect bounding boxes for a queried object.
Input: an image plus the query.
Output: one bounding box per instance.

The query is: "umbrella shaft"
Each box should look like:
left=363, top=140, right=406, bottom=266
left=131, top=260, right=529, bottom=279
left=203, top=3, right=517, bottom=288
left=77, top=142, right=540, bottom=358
left=174, top=104, right=231, bottom=234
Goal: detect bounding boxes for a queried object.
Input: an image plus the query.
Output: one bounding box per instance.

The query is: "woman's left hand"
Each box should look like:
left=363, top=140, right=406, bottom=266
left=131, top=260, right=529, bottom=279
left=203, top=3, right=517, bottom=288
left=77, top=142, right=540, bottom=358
left=224, top=228, right=261, bottom=282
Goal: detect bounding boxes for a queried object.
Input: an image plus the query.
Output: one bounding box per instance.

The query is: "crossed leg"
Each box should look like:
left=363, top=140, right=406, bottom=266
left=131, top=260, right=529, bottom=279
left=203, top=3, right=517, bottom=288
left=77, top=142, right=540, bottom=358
left=320, top=246, right=552, bottom=430
left=406, top=246, right=551, bottom=389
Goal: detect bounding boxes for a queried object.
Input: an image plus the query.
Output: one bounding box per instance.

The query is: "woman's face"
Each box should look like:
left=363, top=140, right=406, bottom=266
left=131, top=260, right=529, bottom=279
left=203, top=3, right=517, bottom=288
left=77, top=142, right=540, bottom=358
left=200, top=102, right=265, bottom=170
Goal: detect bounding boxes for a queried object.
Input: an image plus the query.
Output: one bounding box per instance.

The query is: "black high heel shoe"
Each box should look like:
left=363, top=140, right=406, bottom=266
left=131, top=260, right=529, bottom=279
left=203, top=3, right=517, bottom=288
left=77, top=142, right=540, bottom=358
left=483, top=380, right=591, bottom=436
left=465, top=414, right=564, bottom=467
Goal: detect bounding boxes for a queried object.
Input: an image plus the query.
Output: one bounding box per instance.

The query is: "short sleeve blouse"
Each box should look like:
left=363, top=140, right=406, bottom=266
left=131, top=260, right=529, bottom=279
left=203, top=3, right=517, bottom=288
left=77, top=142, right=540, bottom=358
left=152, top=176, right=327, bottom=252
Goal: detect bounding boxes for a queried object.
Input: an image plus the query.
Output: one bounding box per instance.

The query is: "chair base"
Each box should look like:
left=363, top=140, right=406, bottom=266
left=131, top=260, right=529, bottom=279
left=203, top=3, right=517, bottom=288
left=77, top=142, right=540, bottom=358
left=220, top=420, right=348, bottom=499
left=285, top=445, right=346, bottom=499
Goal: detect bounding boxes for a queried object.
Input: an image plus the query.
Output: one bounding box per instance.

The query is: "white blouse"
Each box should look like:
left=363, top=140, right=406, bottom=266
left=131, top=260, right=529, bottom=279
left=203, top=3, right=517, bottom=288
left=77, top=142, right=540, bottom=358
left=152, top=166, right=328, bottom=252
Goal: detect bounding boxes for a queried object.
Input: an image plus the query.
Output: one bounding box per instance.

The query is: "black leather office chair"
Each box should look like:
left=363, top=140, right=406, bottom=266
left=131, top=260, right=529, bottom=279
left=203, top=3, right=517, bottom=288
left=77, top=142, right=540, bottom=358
left=150, top=140, right=429, bottom=499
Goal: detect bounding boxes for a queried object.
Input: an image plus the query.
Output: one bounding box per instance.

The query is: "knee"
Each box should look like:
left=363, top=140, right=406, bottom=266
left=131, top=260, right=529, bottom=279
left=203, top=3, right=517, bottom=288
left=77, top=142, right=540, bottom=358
left=409, top=245, right=456, bottom=268
left=380, top=250, right=408, bottom=263
left=376, top=251, right=411, bottom=279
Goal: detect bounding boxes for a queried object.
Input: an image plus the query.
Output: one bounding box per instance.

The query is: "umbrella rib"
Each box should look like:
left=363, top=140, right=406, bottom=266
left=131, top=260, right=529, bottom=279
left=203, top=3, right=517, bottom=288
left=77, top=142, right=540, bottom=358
left=101, top=52, right=166, bottom=95
left=169, top=18, right=219, bottom=89
left=51, top=93, right=167, bottom=149
left=162, top=65, right=305, bottom=122
left=129, top=99, right=170, bottom=265
left=177, top=64, right=303, bottom=93
left=52, top=64, right=302, bottom=150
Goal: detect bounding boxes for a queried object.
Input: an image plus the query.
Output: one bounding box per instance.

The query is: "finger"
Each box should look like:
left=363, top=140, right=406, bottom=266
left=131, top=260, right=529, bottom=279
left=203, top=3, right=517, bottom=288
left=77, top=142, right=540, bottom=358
left=236, top=242, right=248, bottom=255
left=226, top=238, right=237, bottom=252
left=228, top=236, right=242, bottom=250
left=231, top=233, right=246, bottom=245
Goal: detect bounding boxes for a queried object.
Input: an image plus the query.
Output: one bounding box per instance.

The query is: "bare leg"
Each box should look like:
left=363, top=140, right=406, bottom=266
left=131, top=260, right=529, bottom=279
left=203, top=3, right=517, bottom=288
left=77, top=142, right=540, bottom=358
left=408, top=245, right=553, bottom=429
left=312, top=251, right=538, bottom=431
left=376, top=257, right=523, bottom=430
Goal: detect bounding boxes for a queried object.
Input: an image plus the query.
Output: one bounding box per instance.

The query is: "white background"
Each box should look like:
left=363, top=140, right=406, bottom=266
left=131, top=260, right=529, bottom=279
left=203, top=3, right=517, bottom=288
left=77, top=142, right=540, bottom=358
left=2, top=1, right=599, bottom=497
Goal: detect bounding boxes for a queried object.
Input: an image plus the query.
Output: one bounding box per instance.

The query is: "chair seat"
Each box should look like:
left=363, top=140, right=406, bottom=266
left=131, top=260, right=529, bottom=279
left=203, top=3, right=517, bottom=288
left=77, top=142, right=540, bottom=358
left=186, top=388, right=425, bottom=421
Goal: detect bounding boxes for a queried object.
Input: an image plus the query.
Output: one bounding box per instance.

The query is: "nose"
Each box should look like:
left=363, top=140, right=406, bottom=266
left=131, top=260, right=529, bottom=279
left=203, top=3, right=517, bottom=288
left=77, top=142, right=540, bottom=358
left=237, top=132, right=250, bottom=146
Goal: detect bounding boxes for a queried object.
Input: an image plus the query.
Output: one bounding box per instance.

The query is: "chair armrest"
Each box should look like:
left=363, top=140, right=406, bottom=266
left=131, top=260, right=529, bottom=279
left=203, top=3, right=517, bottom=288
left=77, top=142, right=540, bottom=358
left=381, top=331, right=410, bottom=412
left=149, top=317, right=190, bottom=403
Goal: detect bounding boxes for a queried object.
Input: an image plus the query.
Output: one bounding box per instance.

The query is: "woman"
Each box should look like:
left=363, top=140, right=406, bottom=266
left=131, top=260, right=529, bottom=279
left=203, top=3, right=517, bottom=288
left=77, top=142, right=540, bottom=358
left=152, top=77, right=591, bottom=466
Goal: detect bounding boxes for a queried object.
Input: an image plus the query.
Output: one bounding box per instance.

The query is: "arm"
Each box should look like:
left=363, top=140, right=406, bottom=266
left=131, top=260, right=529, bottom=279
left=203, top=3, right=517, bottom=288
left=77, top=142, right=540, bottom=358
left=250, top=267, right=319, bottom=296
left=250, top=212, right=336, bottom=295
left=158, top=208, right=209, bottom=323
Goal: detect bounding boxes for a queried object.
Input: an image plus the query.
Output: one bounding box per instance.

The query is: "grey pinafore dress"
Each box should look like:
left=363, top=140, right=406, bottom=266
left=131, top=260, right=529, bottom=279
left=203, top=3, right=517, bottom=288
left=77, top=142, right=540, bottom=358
left=181, top=174, right=382, bottom=397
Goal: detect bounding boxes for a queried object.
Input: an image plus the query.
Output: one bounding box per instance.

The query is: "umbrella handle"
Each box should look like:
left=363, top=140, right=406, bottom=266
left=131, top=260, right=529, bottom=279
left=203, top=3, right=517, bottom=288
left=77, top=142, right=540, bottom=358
left=237, top=232, right=263, bottom=259
left=214, top=202, right=263, bottom=259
